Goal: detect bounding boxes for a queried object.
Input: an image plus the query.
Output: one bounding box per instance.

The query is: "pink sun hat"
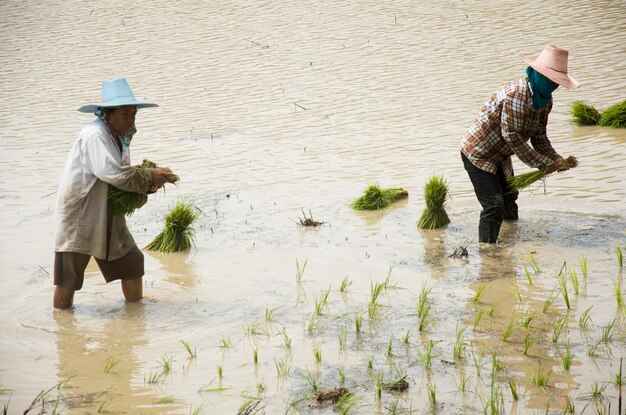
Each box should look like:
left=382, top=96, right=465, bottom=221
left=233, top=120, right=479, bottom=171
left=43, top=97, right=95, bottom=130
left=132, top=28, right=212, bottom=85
left=519, top=45, right=580, bottom=89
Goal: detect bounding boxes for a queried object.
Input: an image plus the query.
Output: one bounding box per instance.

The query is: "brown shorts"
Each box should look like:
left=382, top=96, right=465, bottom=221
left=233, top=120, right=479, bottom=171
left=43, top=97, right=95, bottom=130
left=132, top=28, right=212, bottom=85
left=54, top=246, right=144, bottom=291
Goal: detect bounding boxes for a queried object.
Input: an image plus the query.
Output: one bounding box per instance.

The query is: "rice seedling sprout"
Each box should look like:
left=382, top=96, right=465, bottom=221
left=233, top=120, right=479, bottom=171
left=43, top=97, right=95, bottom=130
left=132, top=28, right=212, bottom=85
left=542, top=290, right=558, bottom=314
left=453, top=323, right=467, bottom=361
left=531, top=366, right=550, bottom=388
left=339, top=276, right=352, bottom=293
left=103, top=356, right=120, bottom=374
left=552, top=314, right=567, bottom=344
left=472, top=309, right=485, bottom=330
left=181, top=339, right=196, bottom=359
left=579, top=253, right=588, bottom=278
left=502, top=320, right=515, bottom=342
left=523, top=334, right=534, bottom=356
left=376, top=372, right=383, bottom=399
left=472, top=284, right=487, bottom=304
left=569, top=269, right=579, bottom=295
left=562, top=341, right=573, bottom=371
left=355, top=312, right=363, bottom=334
left=217, top=365, right=223, bottom=379
left=304, top=368, right=318, bottom=391
left=313, top=344, right=322, bottom=363
left=520, top=307, right=535, bottom=329
left=616, top=245, right=623, bottom=268
left=417, top=175, right=450, bottom=229
left=509, top=380, right=518, bottom=401
left=338, top=328, right=347, bottom=350
left=579, top=306, right=593, bottom=329
left=295, top=258, right=308, bottom=283
left=600, top=319, right=615, bottom=343
left=427, top=383, right=437, bottom=407
left=557, top=272, right=571, bottom=309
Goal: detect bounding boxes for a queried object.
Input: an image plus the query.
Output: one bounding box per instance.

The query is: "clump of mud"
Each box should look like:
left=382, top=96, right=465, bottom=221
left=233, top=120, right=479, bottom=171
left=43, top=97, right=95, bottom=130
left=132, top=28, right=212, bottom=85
left=384, top=375, right=409, bottom=392
left=314, top=386, right=347, bottom=404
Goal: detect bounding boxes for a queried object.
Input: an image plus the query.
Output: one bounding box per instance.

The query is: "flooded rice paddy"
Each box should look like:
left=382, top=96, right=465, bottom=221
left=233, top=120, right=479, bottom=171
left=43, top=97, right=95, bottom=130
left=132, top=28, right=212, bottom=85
left=1, top=0, right=625, bottom=414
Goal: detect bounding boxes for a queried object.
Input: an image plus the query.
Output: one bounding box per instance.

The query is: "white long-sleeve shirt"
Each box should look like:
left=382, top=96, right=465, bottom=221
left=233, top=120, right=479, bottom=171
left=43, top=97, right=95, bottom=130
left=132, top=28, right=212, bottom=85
left=54, top=118, right=152, bottom=260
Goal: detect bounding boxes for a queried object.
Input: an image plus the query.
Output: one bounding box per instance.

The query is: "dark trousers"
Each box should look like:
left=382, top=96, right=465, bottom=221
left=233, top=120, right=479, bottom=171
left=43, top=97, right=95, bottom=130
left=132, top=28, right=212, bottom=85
left=462, top=153, right=518, bottom=243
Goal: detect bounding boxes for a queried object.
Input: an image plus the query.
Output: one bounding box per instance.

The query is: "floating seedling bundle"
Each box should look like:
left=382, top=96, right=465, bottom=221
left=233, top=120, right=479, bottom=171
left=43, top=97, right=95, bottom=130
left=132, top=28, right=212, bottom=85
left=144, top=201, right=199, bottom=252
left=351, top=185, right=408, bottom=210
left=416, top=175, right=450, bottom=229
left=570, top=100, right=626, bottom=128
left=108, top=159, right=180, bottom=216
left=507, top=156, right=578, bottom=193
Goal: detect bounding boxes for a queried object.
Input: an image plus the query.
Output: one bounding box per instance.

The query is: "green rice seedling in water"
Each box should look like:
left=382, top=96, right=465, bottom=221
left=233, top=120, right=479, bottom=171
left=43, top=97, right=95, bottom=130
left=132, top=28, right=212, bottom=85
left=338, top=368, right=346, bottom=385
left=502, top=320, right=515, bottom=342
left=295, top=258, right=308, bottom=283
left=587, top=339, right=601, bottom=357
left=458, top=372, right=470, bottom=393
left=216, top=365, right=223, bottom=379
left=590, top=382, right=606, bottom=400
left=616, top=245, right=623, bottom=268
left=145, top=370, right=162, bottom=384
left=376, top=372, right=383, bottom=399
left=144, top=201, right=199, bottom=252
left=418, top=304, right=432, bottom=332
left=278, top=327, right=291, bottom=349
left=219, top=335, right=232, bottom=349
left=569, top=100, right=602, bottom=125
left=523, top=334, right=535, bottom=356
left=253, top=347, right=258, bottom=364
left=265, top=307, right=277, bottom=322
left=531, top=366, right=550, bottom=388
left=600, top=319, right=615, bottom=343
left=472, top=347, right=485, bottom=377
left=355, top=312, right=363, bottom=334
left=403, top=331, right=410, bottom=344
left=104, top=356, right=120, bottom=374
left=368, top=281, right=385, bottom=319
left=615, top=280, right=625, bottom=313
left=304, top=368, right=318, bottom=391
left=427, top=383, right=437, bottom=408
left=320, top=285, right=331, bottom=305
left=418, top=341, right=434, bottom=369
left=569, top=269, right=579, bottom=295
left=472, top=309, right=485, bottom=330
left=351, top=185, right=408, bottom=211
left=564, top=395, right=575, bottom=414
left=528, top=253, right=541, bottom=274
left=613, top=370, right=623, bottom=387
left=557, top=273, right=571, bottom=309
left=512, top=285, right=523, bottom=303
left=416, top=282, right=432, bottom=316
left=520, top=307, right=535, bottom=329
left=190, top=404, right=205, bottom=415
left=579, top=306, right=593, bottom=329
left=598, top=100, right=626, bottom=128
left=160, top=354, right=173, bottom=375
left=453, top=323, right=468, bottom=361
left=313, top=344, right=322, bottom=363
left=367, top=354, right=374, bottom=370
left=198, top=381, right=230, bottom=393
left=491, top=352, right=505, bottom=373
left=487, top=303, right=496, bottom=317
left=336, top=390, right=358, bottom=415
left=508, top=380, right=518, bottom=400
left=307, top=315, right=315, bottom=335
left=314, top=295, right=324, bottom=316
left=274, top=357, right=291, bottom=377
left=338, top=328, right=347, bottom=350
left=472, top=284, right=487, bottom=305
left=97, top=395, right=115, bottom=413
left=562, top=341, right=573, bottom=371
left=388, top=400, right=400, bottom=415
left=386, top=339, right=393, bottom=358
left=552, top=314, right=567, bottom=343
left=579, top=253, right=588, bottom=278
left=524, top=266, right=534, bottom=285
left=180, top=339, right=196, bottom=359
left=339, top=276, right=352, bottom=293
left=542, top=290, right=558, bottom=314
left=153, top=396, right=178, bottom=404
left=417, top=175, right=450, bottom=229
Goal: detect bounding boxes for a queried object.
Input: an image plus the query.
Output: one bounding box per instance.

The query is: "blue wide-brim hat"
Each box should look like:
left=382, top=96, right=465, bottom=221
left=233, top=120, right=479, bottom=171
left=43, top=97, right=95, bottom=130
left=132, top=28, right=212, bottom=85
left=78, top=78, right=158, bottom=113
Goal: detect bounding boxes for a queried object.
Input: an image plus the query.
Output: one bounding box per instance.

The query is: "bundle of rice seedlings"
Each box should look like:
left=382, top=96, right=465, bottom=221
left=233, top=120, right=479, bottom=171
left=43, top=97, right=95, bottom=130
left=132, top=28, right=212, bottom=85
left=569, top=101, right=601, bottom=126
left=351, top=185, right=408, bottom=210
left=108, top=159, right=179, bottom=216
left=144, top=201, right=199, bottom=252
left=416, top=175, right=450, bottom=229
left=507, top=156, right=578, bottom=193
left=599, top=100, right=626, bottom=128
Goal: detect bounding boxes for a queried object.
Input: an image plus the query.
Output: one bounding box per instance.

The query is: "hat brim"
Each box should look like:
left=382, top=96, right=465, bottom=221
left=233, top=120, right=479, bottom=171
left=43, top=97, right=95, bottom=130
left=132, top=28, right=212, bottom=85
left=78, top=100, right=158, bottom=113
left=519, top=53, right=580, bottom=89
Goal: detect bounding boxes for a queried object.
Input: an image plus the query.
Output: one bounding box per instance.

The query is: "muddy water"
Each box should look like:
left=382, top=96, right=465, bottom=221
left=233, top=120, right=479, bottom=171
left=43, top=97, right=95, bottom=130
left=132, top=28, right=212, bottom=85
left=1, top=0, right=625, bottom=413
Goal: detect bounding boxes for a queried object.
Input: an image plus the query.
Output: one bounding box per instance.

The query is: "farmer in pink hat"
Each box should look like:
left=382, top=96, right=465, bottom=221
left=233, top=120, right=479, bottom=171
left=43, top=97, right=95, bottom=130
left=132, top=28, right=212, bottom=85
left=53, top=78, right=171, bottom=309
left=460, top=45, right=580, bottom=244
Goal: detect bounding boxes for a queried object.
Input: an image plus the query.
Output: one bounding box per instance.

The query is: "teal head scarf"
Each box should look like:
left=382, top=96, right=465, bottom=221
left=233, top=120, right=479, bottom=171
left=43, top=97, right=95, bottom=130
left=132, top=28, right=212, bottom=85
left=526, top=66, right=558, bottom=109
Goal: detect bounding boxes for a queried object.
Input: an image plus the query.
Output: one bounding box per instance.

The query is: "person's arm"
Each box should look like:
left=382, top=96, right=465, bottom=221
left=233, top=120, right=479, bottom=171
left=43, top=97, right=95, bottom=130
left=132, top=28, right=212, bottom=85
left=81, top=129, right=152, bottom=193
left=501, top=91, right=555, bottom=171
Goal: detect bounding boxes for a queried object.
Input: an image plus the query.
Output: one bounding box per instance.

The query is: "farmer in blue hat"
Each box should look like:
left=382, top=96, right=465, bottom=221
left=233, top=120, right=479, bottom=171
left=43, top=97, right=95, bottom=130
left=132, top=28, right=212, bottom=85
left=53, top=78, right=170, bottom=309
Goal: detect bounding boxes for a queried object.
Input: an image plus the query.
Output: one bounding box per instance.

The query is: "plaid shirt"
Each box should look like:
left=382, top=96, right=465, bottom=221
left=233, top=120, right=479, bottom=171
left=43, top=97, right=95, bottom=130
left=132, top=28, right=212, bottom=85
left=460, top=77, right=559, bottom=176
